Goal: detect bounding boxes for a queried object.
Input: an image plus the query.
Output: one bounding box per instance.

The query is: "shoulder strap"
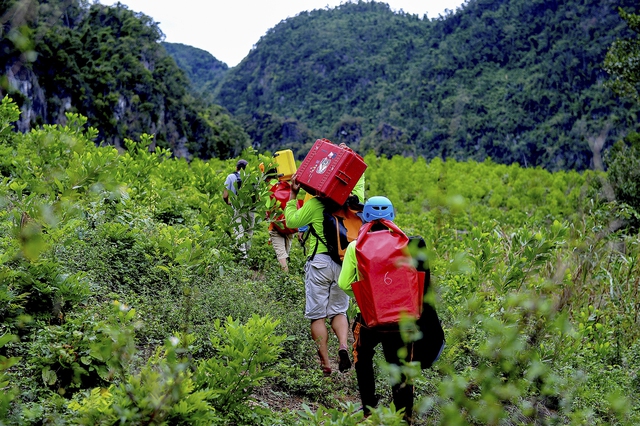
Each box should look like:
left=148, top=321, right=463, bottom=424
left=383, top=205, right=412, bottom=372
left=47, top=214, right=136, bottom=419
left=300, top=228, right=310, bottom=257
left=305, top=197, right=343, bottom=264
left=233, top=171, right=242, bottom=190
left=307, top=223, right=325, bottom=260
left=379, top=218, right=405, bottom=235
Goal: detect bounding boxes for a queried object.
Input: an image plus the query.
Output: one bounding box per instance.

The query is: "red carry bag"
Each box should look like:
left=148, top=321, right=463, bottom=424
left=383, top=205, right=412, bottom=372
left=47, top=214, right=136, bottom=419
left=267, top=180, right=298, bottom=235
left=296, top=139, right=367, bottom=205
left=351, top=219, right=424, bottom=327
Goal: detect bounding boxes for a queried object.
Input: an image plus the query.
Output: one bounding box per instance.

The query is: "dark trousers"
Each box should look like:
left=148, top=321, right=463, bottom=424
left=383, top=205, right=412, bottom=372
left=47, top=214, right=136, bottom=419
left=352, top=314, right=414, bottom=423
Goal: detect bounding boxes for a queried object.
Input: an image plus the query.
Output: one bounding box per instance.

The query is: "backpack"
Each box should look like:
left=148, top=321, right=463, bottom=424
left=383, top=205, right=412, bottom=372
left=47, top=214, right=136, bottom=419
left=233, top=170, right=244, bottom=187
left=268, top=181, right=298, bottom=235
left=408, top=235, right=445, bottom=369
left=350, top=219, right=425, bottom=327
left=306, top=196, right=364, bottom=265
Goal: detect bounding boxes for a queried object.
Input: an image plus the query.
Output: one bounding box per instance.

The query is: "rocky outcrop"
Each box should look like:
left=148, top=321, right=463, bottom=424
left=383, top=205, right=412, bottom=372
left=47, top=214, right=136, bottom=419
left=4, top=62, right=48, bottom=132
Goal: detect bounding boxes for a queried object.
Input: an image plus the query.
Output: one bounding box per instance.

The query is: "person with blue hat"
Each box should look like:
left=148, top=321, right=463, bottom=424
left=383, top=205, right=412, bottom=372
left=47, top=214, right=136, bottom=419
left=338, top=195, right=416, bottom=423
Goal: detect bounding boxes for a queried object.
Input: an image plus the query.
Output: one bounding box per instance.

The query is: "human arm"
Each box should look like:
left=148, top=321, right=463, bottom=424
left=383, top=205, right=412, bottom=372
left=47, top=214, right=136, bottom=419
left=284, top=176, right=318, bottom=228
left=289, top=175, right=300, bottom=201
left=284, top=196, right=319, bottom=229
left=284, top=196, right=327, bottom=253
left=337, top=242, right=358, bottom=298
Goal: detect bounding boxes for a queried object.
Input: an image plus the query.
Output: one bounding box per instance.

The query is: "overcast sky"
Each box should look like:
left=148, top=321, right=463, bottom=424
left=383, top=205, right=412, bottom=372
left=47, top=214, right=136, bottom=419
left=97, top=0, right=467, bottom=67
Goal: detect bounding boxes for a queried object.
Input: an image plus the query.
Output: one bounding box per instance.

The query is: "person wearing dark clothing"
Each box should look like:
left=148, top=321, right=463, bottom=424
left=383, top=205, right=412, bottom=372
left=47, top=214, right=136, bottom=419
left=338, top=196, right=440, bottom=424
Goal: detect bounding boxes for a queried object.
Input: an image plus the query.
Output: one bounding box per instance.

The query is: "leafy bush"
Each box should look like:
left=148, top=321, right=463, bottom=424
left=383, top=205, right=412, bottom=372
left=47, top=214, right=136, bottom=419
left=605, top=132, right=640, bottom=228
left=1, top=96, right=640, bottom=424
left=68, top=306, right=286, bottom=425
left=0, top=333, right=20, bottom=424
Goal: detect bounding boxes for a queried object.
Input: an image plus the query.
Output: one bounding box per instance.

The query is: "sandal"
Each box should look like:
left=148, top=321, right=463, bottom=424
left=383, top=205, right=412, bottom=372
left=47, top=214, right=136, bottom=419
left=338, top=347, right=352, bottom=372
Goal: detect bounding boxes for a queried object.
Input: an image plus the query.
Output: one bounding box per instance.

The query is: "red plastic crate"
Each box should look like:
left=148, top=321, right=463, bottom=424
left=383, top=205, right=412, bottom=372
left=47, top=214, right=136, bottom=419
left=296, top=139, right=367, bottom=205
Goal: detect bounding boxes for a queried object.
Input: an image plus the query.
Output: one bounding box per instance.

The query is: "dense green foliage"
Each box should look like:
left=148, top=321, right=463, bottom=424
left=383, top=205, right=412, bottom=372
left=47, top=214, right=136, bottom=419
left=605, top=8, right=640, bottom=100
left=2, top=0, right=639, bottom=171
left=0, top=0, right=247, bottom=159
left=162, top=42, right=229, bottom=98
left=603, top=9, right=640, bottom=229
left=1, top=95, right=639, bottom=424
left=212, top=0, right=640, bottom=170
left=604, top=131, right=640, bottom=226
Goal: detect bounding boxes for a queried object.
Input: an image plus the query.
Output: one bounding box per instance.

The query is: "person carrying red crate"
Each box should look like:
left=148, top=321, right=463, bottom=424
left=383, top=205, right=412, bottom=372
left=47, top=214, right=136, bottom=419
left=284, top=175, right=352, bottom=376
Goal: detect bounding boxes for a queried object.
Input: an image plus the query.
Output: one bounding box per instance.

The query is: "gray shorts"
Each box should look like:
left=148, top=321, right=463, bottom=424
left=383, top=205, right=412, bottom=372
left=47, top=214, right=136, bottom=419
left=304, top=253, right=349, bottom=320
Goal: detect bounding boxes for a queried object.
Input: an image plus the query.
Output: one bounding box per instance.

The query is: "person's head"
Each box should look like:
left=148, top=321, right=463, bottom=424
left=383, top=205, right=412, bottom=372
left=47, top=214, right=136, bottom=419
left=363, top=196, right=395, bottom=222
left=236, top=159, right=248, bottom=170
left=266, top=167, right=278, bottom=181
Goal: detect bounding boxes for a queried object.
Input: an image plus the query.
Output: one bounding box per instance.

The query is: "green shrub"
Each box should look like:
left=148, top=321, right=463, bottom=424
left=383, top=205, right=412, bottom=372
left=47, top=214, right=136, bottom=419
left=605, top=132, right=640, bottom=228
left=194, top=314, right=286, bottom=420
left=0, top=333, right=20, bottom=425
left=68, top=306, right=286, bottom=425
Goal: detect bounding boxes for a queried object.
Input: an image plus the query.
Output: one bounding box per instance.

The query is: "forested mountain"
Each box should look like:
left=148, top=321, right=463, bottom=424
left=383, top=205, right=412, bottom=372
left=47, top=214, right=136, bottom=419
left=211, top=0, right=640, bottom=170
left=0, top=0, right=248, bottom=159
left=1, top=0, right=638, bottom=169
left=162, top=42, right=228, bottom=98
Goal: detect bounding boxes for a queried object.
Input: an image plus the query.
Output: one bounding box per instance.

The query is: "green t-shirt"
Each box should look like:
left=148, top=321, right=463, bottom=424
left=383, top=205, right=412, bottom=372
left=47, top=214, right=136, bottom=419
left=284, top=196, right=328, bottom=254
left=352, top=174, right=365, bottom=204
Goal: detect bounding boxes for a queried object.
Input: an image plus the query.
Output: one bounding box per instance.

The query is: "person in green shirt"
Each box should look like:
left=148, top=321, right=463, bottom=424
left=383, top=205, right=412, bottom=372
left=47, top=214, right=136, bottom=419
left=338, top=142, right=365, bottom=205
left=351, top=173, right=365, bottom=204
left=284, top=175, right=352, bottom=376
left=338, top=196, right=415, bottom=424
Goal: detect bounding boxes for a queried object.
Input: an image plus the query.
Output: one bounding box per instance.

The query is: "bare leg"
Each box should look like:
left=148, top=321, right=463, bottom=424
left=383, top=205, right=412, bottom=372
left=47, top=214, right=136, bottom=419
left=311, top=318, right=330, bottom=369
left=277, top=257, right=288, bottom=272
left=331, top=314, right=352, bottom=371
left=330, top=313, right=349, bottom=349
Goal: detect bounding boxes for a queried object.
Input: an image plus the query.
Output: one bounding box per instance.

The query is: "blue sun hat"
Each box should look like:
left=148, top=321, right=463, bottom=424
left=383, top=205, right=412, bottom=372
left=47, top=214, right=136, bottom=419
left=363, top=196, right=395, bottom=222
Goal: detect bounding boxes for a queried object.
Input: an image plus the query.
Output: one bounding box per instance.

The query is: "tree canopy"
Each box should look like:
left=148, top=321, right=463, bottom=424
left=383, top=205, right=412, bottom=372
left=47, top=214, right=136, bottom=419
left=162, top=42, right=229, bottom=99
left=2, top=0, right=639, bottom=168
left=208, top=0, right=640, bottom=170
left=605, top=8, right=640, bottom=101
left=604, top=8, right=640, bottom=227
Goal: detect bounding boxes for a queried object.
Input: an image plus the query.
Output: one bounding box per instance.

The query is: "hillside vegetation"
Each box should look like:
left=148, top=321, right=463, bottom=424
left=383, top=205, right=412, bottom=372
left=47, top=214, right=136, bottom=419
left=0, top=0, right=246, bottom=159
left=162, top=42, right=228, bottom=99
left=210, top=0, right=640, bottom=170
left=2, top=0, right=639, bottom=171
left=2, top=1, right=640, bottom=423
left=1, top=95, right=639, bottom=424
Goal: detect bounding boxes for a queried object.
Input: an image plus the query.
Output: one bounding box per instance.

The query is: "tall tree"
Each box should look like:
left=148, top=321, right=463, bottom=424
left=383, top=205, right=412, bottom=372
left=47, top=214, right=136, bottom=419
left=604, top=8, right=640, bottom=100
